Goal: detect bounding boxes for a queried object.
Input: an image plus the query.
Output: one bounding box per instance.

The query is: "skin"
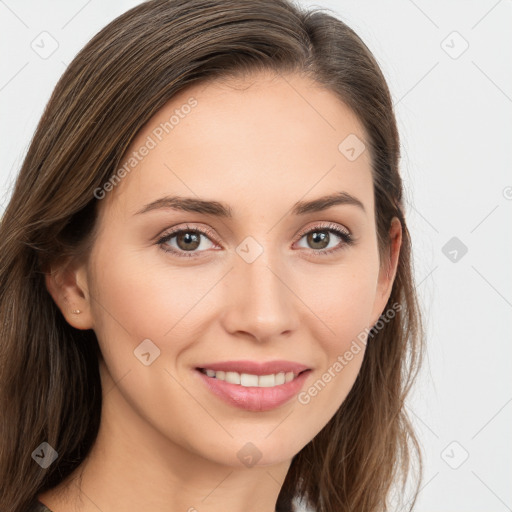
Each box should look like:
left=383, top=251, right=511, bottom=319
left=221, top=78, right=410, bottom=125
left=41, top=70, right=401, bottom=512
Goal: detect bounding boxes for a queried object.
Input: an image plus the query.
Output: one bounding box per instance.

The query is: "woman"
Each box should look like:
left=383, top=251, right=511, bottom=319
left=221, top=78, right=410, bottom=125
left=0, top=0, right=424, bottom=511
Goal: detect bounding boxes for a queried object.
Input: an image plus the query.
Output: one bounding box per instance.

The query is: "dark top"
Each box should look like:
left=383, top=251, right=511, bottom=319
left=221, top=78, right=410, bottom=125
left=26, top=499, right=53, bottom=512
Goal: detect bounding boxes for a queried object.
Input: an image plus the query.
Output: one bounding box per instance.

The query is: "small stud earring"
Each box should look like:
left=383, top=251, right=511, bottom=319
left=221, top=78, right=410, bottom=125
left=72, top=309, right=82, bottom=314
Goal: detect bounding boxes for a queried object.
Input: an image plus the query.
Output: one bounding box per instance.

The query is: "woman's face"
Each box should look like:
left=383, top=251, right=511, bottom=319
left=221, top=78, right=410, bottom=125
left=62, top=71, right=399, bottom=468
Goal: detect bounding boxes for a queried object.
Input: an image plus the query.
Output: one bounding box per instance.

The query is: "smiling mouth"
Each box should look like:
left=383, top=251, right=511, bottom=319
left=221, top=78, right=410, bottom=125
left=197, top=368, right=310, bottom=388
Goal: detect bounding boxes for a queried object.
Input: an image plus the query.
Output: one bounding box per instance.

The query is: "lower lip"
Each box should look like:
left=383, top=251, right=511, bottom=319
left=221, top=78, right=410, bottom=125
left=195, top=369, right=311, bottom=412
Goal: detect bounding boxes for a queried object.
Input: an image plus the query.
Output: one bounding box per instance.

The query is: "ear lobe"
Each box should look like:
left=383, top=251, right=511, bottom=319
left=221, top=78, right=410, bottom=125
left=45, top=260, right=94, bottom=330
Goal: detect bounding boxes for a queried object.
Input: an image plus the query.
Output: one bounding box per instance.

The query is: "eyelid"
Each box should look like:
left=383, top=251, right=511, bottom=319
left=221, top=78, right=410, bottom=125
left=294, top=221, right=351, bottom=240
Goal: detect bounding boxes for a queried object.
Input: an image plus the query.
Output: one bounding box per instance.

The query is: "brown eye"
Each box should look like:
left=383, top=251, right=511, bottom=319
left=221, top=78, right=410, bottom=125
left=157, top=225, right=218, bottom=258
left=295, top=223, right=354, bottom=256
left=175, top=231, right=201, bottom=251
left=306, top=230, right=330, bottom=250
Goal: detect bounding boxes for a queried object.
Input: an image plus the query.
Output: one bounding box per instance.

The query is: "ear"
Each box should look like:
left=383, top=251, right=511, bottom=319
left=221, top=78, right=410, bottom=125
left=44, top=258, right=94, bottom=330
left=369, top=216, right=402, bottom=326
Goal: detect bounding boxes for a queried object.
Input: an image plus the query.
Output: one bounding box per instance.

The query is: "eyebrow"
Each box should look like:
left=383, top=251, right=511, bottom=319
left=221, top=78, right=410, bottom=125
left=134, top=191, right=366, bottom=217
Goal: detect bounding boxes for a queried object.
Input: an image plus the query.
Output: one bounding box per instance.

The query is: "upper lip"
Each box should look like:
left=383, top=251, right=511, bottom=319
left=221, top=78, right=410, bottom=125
left=196, top=360, right=310, bottom=376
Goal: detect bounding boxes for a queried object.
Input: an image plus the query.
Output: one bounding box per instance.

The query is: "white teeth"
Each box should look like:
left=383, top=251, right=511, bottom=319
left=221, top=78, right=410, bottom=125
left=258, top=374, right=275, bottom=387
left=240, top=373, right=259, bottom=387
left=201, top=369, right=299, bottom=387
left=225, top=371, right=240, bottom=385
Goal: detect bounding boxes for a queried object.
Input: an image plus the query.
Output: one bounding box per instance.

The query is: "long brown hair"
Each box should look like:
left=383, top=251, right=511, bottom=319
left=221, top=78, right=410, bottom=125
left=0, top=1, right=424, bottom=510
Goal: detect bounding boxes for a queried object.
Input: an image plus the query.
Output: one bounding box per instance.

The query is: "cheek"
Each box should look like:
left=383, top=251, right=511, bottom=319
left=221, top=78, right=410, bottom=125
left=292, top=257, right=378, bottom=416
left=298, top=255, right=380, bottom=341
left=89, top=243, right=222, bottom=370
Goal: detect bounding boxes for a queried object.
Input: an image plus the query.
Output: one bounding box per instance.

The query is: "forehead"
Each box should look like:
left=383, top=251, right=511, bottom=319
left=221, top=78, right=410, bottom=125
left=101, top=71, right=373, bottom=220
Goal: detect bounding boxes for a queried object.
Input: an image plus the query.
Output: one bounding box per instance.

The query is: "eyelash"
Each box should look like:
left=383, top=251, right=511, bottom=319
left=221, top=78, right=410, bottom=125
left=156, top=222, right=355, bottom=258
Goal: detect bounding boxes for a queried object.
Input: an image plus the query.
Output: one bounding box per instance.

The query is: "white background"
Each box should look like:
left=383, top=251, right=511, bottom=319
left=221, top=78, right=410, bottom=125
left=1, top=1, right=511, bottom=511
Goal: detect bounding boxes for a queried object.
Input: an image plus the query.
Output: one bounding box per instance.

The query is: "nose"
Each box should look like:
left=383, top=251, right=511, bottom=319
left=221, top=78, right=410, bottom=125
left=220, top=248, right=300, bottom=344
